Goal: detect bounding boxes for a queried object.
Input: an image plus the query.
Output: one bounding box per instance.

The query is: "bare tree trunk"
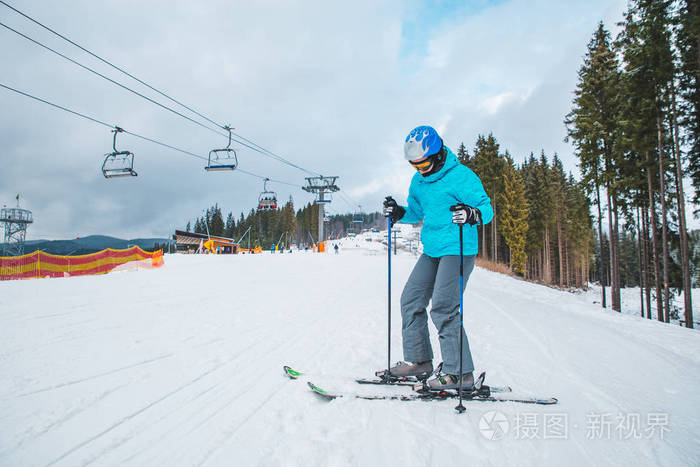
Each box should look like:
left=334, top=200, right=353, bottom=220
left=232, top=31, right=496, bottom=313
left=543, top=228, right=552, bottom=284
left=606, top=183, right=620, bottom=311
left=557, top=219, right=564, bottom=286
left=642, top=204, right=652, bottom=320
left=670, top=84, right=694, bottom=328
left=656, top=108, right=671, bottom=323
left=636, top=205, right=644, bottom=318
left=612, top=198, right=622, bottom=311
left=646, top=151, right=664, bottom=322
left=584, top=243, right=590, bottom=289
left=492, top=202, right=498, bottom=262
left=565, top=239, right=570, bottom=288
left=595, top=180, right=606, bottom=308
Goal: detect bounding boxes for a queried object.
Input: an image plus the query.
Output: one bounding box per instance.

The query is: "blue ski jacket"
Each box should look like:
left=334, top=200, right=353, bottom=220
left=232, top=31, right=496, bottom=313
left=399, top=147, right=493, bottom=257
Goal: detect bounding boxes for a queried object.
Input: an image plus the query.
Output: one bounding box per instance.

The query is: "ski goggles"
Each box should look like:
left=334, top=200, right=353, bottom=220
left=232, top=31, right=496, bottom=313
left=408, top=155, right=435, bottom=170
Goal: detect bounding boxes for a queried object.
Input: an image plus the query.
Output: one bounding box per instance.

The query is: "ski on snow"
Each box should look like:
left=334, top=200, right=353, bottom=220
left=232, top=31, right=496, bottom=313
left=306, top=371, right=557, bottom=405
left=284, top=365, right=511, bottom=393
left=306, top=380, right=558, bottom=405
left=284, top=365, right=539, bottom=401
left=283, top=365, right=303, bottom=379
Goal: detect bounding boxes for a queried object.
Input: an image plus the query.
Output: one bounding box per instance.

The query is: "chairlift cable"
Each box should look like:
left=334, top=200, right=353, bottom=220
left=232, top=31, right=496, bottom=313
left=1, top=21, right=314, bottom=174
left=124, top=131, right=207, bottom=161
left=227, top=130, right=321, bottom=176
left=0, top=21, right=228, bottom=140
left=0, top=82, right=302, bottom=187
left=0, top=0, right=228, bottom=130
left=0, top=1, right=323, bottom=177
left=0, top=83, right=112, bottom=128
left=0, top=83, right=206, bottom=162
left=337, top=191, right=361, bottom=210
left=236, top=168, right=303, bottom=188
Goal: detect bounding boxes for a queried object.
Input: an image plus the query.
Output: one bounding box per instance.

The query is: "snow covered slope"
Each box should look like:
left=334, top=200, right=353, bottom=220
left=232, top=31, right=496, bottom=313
left=1, top=243, right=699, bottom=466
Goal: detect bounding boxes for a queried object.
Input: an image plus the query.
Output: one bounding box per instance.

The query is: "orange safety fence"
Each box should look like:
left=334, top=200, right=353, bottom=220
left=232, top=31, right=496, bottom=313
left=0, top=246, right=164, bottom=281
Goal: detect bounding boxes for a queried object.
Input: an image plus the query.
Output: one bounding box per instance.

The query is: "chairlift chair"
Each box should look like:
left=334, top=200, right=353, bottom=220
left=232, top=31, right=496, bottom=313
left=102, top=127, right=137, bottom=178
left=205, top=125, right=238, bottom=171
left=258, top=178, right=278, bottom=210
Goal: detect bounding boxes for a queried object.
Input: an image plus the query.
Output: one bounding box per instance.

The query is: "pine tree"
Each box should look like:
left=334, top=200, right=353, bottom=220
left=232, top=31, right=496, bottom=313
left=456, top=142, right=470, bottom=165
left=225, top=213, right=234, bottom=238
left=551, top=155, right=569, bottom=286
left=280, top=197, right=297, bottom=246
left=498, top=155, right=529, bottom=275
left=677, top=0, right=700, bottom=210
left=469, top=134, right=505, bottom=261
left=674, top=0, right=697, bottom=327
left=565, top=22, right=622, bottom=309
left=618, top=0, right=678, bottom=322
left=566, top=174, right=594, bottom=288
left=209, top=205, right=225, bottom=237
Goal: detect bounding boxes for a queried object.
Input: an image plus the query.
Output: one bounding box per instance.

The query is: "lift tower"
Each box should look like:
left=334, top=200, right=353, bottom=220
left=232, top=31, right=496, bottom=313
left=1, top=195, right=33, bottom=256
left=302, top=176, right=339, bottom=245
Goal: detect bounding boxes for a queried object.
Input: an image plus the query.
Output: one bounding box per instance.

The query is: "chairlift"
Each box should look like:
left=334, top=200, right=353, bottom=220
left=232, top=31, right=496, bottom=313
left=258, top=178, right=278, bottom=210
left=205, top=125, right=238, bottom=171
left=102, top=127, right=137, bottom=178
left=352, top=207, right=364, bottom=224
left=315, top=193, right=333, bottom=204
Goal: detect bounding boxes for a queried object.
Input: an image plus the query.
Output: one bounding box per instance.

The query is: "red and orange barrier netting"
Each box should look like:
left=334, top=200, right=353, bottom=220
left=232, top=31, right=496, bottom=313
left=0, top=246, right=164, bottom=281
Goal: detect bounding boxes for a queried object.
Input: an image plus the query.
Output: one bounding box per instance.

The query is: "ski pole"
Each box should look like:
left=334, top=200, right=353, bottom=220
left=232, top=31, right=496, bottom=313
left=455, top=217, right=466, bottom=414
left=387, top=215, right=392, bottom=379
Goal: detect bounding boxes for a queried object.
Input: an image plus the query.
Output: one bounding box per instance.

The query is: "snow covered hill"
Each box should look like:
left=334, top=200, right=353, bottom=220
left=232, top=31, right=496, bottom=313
left=1, top=238, right=699, bottom=466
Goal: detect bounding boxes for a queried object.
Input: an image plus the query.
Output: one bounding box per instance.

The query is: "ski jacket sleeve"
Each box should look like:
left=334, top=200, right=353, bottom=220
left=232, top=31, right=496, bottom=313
left=400, top=180, right=424, bottom=224
left=457, top=168, right=494, bottom=225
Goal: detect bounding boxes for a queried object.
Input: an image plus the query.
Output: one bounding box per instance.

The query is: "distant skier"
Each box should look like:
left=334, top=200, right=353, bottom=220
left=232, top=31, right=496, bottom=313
left=334, top=244, right=339, bottom=255
left=382, top=125, right=493, bottom=391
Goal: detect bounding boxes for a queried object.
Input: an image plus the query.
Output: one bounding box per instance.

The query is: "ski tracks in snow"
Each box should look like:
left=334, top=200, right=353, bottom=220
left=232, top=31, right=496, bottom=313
left=2, top=252, right=700, bottom=466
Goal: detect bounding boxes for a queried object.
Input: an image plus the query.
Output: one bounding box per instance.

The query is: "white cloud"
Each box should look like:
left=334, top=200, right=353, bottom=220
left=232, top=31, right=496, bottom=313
left=0, top=0, right=634, bottom=239
left=478, top=91, right=524, bottom=115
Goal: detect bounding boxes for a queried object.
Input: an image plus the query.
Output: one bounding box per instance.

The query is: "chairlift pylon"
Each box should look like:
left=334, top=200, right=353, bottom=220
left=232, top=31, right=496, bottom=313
left=102, top=126, right=137, bottom=178
left=258, top=178, right=278, bottom=210
left=205, top=125, right=238, bottom=171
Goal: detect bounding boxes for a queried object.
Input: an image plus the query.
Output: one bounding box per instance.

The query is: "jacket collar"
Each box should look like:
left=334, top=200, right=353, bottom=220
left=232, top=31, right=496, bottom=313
left=414, top=147, right=458, bottom=184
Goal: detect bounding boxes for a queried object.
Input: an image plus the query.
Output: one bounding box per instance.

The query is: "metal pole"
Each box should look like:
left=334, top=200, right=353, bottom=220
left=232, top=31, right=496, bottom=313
left=456, top=223, right=466, bottom=414
left=203, top=210, right=211, bottom=243
left=318, top=192, right=325, bottom=246
left=387, top=216, right=392, bottom=377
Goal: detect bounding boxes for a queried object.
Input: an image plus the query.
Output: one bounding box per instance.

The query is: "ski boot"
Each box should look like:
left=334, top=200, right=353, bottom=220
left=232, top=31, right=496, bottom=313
left=375, top=361, right=433, bottom=382
left=423, top=363, right=474, bottom=392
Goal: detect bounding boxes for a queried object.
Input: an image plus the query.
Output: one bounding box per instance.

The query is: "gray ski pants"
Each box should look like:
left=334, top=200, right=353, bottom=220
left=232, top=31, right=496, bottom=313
left=400, top=254, right=476, bottom=375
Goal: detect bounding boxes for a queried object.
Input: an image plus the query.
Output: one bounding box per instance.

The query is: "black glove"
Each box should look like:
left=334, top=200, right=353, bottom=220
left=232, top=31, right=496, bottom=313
left=383, top=196, right=406, bottom=223
left=450, top=203, right=481, bottom=226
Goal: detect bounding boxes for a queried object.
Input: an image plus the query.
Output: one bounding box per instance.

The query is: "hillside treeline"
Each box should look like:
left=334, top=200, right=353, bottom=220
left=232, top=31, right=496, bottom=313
left=565, top=0, right=698, bottom=327
left=186, top=199, right=383, bottom=250
left=456, top=137, right=593, bottom=288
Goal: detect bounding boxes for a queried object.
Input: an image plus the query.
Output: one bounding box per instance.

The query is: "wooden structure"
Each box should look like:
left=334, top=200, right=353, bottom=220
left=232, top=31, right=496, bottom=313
left=173, top=230, right=239, bottom=254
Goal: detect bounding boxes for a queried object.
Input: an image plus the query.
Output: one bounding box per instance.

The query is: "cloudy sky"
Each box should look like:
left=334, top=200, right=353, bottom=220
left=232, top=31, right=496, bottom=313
left=1, top=0, right=643, bottom=240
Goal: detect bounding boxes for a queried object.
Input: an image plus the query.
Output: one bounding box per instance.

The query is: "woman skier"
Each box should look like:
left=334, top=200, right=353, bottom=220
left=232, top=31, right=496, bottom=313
left=382, top=125, right=493, bottom=390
